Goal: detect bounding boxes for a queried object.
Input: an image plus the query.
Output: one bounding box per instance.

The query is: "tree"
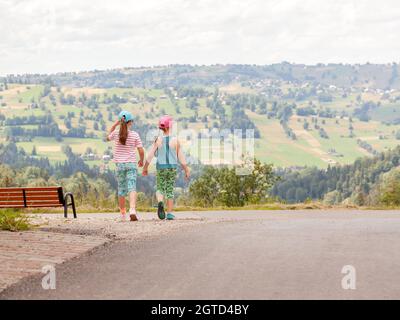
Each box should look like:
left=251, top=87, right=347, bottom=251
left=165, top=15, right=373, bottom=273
left=189, top=160, right=278, bottom=207
left=31, top=146, right=37, bottom=156
left=380, top=169, right=400, bottom=206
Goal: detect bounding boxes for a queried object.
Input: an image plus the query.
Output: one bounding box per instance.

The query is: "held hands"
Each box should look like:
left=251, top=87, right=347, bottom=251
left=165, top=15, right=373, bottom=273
left=184, top=166, right=190, bottom=181
left=142, top=163, right=148, bottom=176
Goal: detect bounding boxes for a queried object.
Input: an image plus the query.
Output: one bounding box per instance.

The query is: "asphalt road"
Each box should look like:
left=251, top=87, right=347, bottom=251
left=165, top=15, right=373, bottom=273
left=2, top=210, right=400, bottom=299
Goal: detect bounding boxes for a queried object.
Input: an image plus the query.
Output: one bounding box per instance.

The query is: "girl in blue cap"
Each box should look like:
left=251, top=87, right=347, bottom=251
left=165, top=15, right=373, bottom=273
left=107, top=111, right=144, bottom=221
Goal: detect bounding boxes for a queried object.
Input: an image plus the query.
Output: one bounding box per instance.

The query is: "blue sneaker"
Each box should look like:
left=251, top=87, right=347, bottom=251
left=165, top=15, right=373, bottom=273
left=166, top=213, right=175, bottom=220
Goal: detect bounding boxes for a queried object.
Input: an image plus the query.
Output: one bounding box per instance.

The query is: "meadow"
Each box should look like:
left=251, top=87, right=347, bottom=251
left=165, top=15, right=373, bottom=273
left=1, top=79, right=400, bottom=169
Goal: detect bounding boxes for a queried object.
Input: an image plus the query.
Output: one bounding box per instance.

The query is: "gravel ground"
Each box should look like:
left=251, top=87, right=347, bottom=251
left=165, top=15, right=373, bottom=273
left=29, top=212, right=215, bottom=241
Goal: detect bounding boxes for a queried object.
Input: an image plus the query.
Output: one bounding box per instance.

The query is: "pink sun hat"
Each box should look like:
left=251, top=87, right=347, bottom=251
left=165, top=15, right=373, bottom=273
left=158, top=115, right=173, bottom=129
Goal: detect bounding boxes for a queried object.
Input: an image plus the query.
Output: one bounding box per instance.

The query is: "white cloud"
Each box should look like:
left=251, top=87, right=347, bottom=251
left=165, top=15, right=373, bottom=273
left=1, top=0, right=399, bottom=75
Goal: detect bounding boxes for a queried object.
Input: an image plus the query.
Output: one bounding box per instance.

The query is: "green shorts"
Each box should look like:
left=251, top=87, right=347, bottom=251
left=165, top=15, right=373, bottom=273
left=156, top=168, right=177, bottom=200
left=116, top=162, right=137, bottom=197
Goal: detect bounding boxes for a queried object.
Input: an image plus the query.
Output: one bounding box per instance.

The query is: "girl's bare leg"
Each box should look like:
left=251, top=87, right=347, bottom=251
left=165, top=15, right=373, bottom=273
left=118, top=196, right=127, bottom=221
left=156, top=191, right=164, bottom=203
left=118, top=196, right=126, bottom=213
left=166, top=199, right=173, bottom=213
left=129, top=191, right=137, bottom=211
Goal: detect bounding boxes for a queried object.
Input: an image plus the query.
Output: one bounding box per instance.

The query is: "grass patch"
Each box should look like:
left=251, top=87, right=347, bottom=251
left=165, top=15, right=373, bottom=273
left=0, top=209, right=33, bottom=231
left=24, top=202, right=359, bottom=214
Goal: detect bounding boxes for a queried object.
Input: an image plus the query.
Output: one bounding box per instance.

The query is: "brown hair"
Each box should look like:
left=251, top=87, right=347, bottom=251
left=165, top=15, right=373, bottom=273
left=119, top=120, right=130, bottom=145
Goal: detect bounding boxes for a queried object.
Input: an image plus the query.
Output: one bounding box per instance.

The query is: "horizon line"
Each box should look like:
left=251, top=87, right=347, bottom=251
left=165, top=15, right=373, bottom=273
left=2, top=61, right=400, bottom=78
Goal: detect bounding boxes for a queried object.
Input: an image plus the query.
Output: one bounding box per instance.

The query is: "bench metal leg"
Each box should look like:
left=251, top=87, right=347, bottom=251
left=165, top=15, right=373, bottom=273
left=64, top=192, right=77, bottom=218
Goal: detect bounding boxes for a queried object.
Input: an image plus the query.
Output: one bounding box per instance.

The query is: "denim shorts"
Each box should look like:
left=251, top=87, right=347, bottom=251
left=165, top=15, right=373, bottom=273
left=116, top=163, right=137, bottom=197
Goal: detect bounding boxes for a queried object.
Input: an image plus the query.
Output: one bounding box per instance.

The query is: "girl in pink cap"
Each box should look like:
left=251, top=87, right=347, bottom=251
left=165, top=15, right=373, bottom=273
left=142, top=115, right=190, bottom=220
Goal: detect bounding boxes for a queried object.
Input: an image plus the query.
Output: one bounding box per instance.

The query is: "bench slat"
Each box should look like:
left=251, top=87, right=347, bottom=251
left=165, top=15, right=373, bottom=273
left=25, top=190, right=58, bottom=195
left=0, top=192, right=24, bottom=196
left=24, top=189, right=59, bottom=191
left=0, top=205, right=25, bottom=208
left=0, top=201, right=63, bottom=206
left=0, top=195, right=24, bottom=200
left=25, top=196, right=60, bottom=201
left=26, top=200, right=60, bottom=207
left=0, top=193, right=58, bottom=200
left=25, top=194, right=59, bottom=198
left=0, top=201, right=25, bottom=206
left=24, top=204, right=64, bottom=208
left=0, top=187, right=61, bottom=192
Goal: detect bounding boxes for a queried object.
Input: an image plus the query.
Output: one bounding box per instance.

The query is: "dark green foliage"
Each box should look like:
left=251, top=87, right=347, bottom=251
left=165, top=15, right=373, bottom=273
left=297, top=107, right=316, bottom=116
left=189, top=160, right=278, bottom=207
left=271, top=146, right=400, bottom=205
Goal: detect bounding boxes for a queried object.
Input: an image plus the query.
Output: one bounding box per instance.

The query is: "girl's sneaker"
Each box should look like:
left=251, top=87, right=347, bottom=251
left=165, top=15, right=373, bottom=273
left=157, top=201, right=166, bottom=220
left=129, top=208, right=138, bottom=222
left=166, top=213, right=175, bottom=220
left=121, top=212, right=127, bottom=222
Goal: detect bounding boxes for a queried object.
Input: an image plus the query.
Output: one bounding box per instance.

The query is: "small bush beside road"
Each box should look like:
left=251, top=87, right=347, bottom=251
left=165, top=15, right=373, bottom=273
left=0, top=209, right=32, bottom=232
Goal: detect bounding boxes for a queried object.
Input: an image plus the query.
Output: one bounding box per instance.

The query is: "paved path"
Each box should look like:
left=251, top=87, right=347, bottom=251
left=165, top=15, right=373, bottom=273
left=2, top=210, right=400, bottom=299
left=0, top=231, right=108, bottom=292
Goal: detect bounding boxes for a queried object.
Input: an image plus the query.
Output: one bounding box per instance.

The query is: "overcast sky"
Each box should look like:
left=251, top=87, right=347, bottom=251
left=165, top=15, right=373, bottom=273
left=1, top=0, right=399, bottom=75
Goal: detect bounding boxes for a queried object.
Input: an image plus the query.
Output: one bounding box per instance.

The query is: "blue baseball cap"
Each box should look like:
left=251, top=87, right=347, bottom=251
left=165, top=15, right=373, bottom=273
left=118, top=110, right=134, bottom=123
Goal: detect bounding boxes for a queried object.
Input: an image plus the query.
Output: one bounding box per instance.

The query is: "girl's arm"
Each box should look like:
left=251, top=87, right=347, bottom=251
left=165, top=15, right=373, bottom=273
left=142, top=137, right=160, bottom=176
left=176, top=139, right=187, bottom=166
left=106, top=120, right=120, bottom=141
left=176, top=139, right=190, bottom=180
left=137, top=147, right=145, bottom=167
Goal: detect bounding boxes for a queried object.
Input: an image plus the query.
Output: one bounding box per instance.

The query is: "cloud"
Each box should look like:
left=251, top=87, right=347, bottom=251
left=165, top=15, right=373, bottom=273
left=1, top=0, right=399, bottom=75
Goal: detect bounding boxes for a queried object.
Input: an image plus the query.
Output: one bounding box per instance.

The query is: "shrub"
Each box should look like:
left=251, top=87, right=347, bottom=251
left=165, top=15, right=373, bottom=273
left=0, top=209, right=32, bottom=232
left=189, top=159, right=278, bottom=207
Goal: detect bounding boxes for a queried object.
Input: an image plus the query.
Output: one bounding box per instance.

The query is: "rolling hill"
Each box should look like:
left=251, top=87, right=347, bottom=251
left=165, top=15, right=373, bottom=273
left=1, top=63, right=400, bottom=169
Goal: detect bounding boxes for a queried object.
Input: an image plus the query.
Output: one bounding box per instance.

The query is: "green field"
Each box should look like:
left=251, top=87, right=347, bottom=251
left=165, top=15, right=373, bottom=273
left=1, top=80, right=400, bottom=169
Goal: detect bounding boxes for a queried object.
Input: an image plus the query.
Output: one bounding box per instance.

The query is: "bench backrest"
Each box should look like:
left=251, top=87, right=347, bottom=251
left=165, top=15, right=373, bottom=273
left=0, top=187, right=64, bottom=208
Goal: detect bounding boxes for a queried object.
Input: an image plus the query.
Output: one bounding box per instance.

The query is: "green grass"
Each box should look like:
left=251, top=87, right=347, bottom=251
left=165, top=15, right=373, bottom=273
left=249, top=111, right=327, bottom=167
left=8, top=85, right=44, bottom=104
left=369, top=103, right=400, bottom=122
left=0, top=209, right=33, bottom=231
left=3, top=83, right=400, bottom=169
left=16, top=137, right=109, bottom=164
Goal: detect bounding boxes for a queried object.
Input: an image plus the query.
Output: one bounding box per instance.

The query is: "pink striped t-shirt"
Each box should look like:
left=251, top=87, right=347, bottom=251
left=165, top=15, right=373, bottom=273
left=108, top=130, right=143, bottom=163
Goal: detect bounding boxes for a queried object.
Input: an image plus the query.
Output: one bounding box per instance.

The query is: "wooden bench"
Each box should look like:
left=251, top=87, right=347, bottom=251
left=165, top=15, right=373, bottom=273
left=0, top=187, right=77, bottom=218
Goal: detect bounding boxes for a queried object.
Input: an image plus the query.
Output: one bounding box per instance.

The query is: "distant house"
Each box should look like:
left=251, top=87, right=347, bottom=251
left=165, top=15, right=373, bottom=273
left=81, top=153, right=99, bottom=161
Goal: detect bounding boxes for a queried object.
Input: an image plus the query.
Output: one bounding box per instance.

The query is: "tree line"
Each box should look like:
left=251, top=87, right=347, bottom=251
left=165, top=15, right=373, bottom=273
left=271, top=146, right=400, bottom=206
